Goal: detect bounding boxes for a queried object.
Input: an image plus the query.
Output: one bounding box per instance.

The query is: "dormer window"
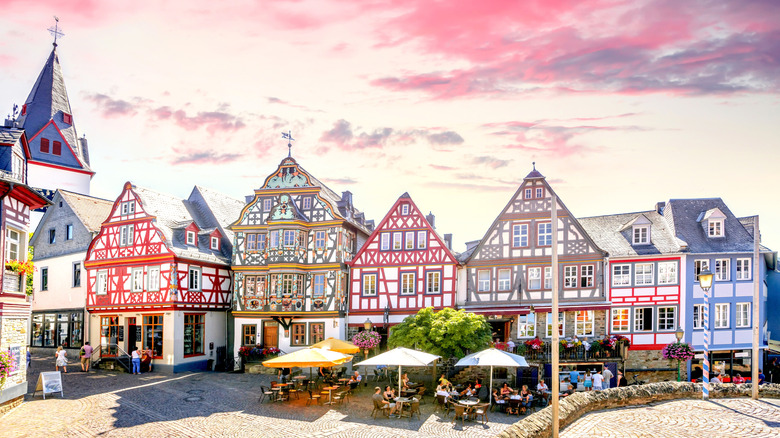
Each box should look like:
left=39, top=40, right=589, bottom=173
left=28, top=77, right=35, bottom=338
left=709, top=219, right=724, bottom=237
left=303, top=197, right=311, bottom=209
left=40, top=138, right=49, bottom=153
left=186, top=231, right=196, bottom=245
left=536, top=188, right=544, bottom=198
left=53, top=141, right=62, bottom=156
left=63, top=113, right=72, bottom=124
left=211, top=236, right=219, bottom=250
left=633, top=226, right=650, bottom=245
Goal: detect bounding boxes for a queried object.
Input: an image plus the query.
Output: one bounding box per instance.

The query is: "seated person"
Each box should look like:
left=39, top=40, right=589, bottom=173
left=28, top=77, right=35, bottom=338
left=473, top=378, right=482, bottom=390
left=438, top=373, right=451, bottom=388
left=401, top=373, right=410, bottom=389
left=383, top=385, right=396, bottom=401
left=508, top=389, right=521, bottom=400
left=436, top=385, right=450, bottom=401
left=560, top=384, right=575, bottom=397
left=536, top=380, right=550, bottom=405
left=353, top=370, right=362, bottom=383
left=460, top=383, right=475, bottom=398
left=711, top=373, right=722, bottom=384
left=373, top=386, right=400, bottom=417
left=519, top=385, right=533, bottom=413
left=492, top=388, right=507, bottom=410
left=732, top=373, right=745, bottom=384
left=500, top=382, right=513, bottom=398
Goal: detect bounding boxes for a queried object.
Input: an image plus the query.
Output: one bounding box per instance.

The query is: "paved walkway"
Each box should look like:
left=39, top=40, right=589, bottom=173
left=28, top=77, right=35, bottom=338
left=562, top=398, right=780, bottom=437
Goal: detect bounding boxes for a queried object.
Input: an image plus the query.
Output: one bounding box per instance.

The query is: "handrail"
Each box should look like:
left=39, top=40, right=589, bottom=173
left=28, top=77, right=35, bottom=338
left=96, top=343, right=132, bottom=372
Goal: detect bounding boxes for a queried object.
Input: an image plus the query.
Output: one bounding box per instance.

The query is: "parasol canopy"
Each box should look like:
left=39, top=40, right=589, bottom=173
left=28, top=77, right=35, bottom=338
left=262, top=347, right=353, bottom=369
left=354, top=347, right=441, bottom=395
left=455, top=348, right=529, bottom=405
left=311, top=337, right=360, bottom=354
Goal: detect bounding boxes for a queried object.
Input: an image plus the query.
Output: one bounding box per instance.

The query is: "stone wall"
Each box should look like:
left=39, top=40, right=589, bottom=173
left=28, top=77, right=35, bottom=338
left=0, top=316, right=29, bottom=407
left=625, top=349, right=682, bottom=383
left=498, top=382, right=780, bottom=438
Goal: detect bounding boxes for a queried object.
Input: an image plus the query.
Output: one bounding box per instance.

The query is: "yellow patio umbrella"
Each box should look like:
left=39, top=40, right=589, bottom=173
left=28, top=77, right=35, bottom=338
left=311, top=337, right=360, bottom=354
left=262, top=347, right=353, bottom=369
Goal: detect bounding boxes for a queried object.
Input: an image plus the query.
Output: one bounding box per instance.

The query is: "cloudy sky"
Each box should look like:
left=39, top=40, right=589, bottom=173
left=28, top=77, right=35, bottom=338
left=1, top=0, right=778, bottom=251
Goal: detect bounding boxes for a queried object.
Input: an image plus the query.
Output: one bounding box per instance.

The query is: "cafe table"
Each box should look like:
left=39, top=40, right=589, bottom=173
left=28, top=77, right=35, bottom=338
left=394, top=397, right=413, bottom=418
left=323, top=386, right=339, bottom=405
left=458, top=399, right=479, bottom=420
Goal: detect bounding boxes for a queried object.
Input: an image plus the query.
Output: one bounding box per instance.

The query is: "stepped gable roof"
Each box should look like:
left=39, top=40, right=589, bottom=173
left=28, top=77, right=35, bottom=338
left=579, top=210, right=681, bottom=257
left=16, top=46, right=90, bottom=170
left=0, top=127, right=24, bottom=144
left=59, top=190, right=113, bottom=233
left=664, top=198, right=755, bottom=254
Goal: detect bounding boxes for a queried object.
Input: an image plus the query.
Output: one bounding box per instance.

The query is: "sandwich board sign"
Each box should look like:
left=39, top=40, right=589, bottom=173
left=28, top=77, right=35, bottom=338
left=34, top=371, right=64, bottom=399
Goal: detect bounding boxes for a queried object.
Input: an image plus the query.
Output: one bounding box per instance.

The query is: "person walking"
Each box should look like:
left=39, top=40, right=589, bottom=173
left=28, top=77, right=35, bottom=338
left=55, top=346, right=68, bottom=373
left=602, top=367, right=613, bottom=389
left=569, top=368, right=580, bottom=390
left=80, top=342, right=93, bottom=372
left=131, top=346, right=141, bottom=375
left=592, top=369, right=604, bottom=391
left=583, top=370, right=593, bottom=391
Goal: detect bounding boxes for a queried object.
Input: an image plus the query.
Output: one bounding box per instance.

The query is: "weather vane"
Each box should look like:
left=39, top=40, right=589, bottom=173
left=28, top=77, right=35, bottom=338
left=282, top=131, right=295, bottom=157
left=48, top=16, right=64, bottom=47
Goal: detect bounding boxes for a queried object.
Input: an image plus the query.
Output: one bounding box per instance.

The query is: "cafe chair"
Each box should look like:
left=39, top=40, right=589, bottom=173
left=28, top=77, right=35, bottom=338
left=452, top=404, right=468, bottom=428
left=409, top=399, right=421, bottom=420
left=372, top=398, right=391, bottom=419
left=259, top=386, right=274, bottom=404
left=508, top=398, right=521, bottom=416
left=435, top=395, right=448, bottom=413
left=472, top=403, right=489, bottom=425
left=416, top=387, right=427, bottom=404
left=306, top=390, right=321, bottom=406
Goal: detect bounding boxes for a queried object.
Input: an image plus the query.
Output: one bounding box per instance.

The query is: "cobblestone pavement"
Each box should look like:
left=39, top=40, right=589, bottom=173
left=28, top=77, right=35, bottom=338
left=562, top=398, right=780, bottom=437
left=1, top=357, right=517, bottom=437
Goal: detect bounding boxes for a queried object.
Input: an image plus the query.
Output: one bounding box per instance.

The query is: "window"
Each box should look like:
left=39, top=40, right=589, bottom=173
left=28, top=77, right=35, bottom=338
left=281, top=274, right=297, bottom=294
left=714, top=304, right=729, bottom=328
left=401, top=273, right=415, bottom=295
left=291, top=323, right=306, bottom=345
left=183, top=314, right=204, bottom=355
left=517, top=314, right=535, bottom=338
left=426, top=271, right=441, bottom=294
left=263, top=198, right=272, bottom=210
left=313, top=274, right=325, bottom=298
left=612, top=264, right=631, bottom=286
left=564, top=266, right=577, bottom=288
left=405, top=231, right=415, bottom=250
left=658, top=262, right=677, bottom=285
left=634, top=307, right=653, bottom=331
left=633, top=226, right=649, bottom=245
left=132, top=268, right=144, bottom=292
left=143, top=315, right=163, bottom=357
left=478, top=270, right=491, bottom=292
left=611, top=308, right=630, bottom=333
left=580, top=265, right=594, bottom=288
left=40, top=138, right=49, bottom=153
left=380, top=233, right=390, bottom=251
left=208, top=236, right=218, bottom=250
left=186, top=231, right=196, bottom=245
left=575, top=311, right=594, bottom=336
left=66, top=224, right=73, bottom=241
left=242, top=325, right=257, bottom=345
left=257, top=234, right=266, bottom=250
left=283, top=230, right=296, bottom=246
left=708, top=219, right=723, bottom=237
left=537, top=223, right=552, bottom=246
left=694, top=260, right=710, bottom=282
left=392, top=232, right=402, bottom=250
left=528, top=267, right=541, bottom=290
left=63, top=113, right=72, bottom=124
left=401, top=204, right=409, bottom=215
left=148, top=267, right=160, bottom=291
left=692, top=304, right=704, bottom=329
left=736, top=258, right=751, bottom=280
left=52, top=141, right=62, bottom=155
left=657, top=307, right=676, bottom=331
left=303, top=197, right=311, bottom=209
left=524, top=188, right=532, bottom=199
left=715, top=259, right=730, bottom=281
left=41, top=268, right=49, bottom=291
left=247, top=233, right=256, bottom=251
left=417, top=231, right=427, bottom=249
left=736, top=303, right=750, bottom=328
left=72, top=262, right=81, bottom=288
left=635, top=263, right=654, bottom=286
left=316, top=231, right=327, bottom=249
left=512, top=223, right=528, bottom=247
left=269, top=231, right=279, bottom=248
left=49, top=229, right=56, bottom=244
left=544, top=267, right=552, bottom=289
left=5, top=229, right=21, bottom=261
left=96, top=270, right=108, bottom=295
left=121, top=201, right=135, bottom=216
left=188, top=267, right=201, bottom=291
left=498, top=269, right=511, bottom=291
left=309, top=323, right=325, bottom=345
left=546, top=313, right=564, bottom=337
left=536, top=187, right=543, bottom=198
left=120, top=224, right=134, bottom=247
left=363, top=274, right=377, bottom=296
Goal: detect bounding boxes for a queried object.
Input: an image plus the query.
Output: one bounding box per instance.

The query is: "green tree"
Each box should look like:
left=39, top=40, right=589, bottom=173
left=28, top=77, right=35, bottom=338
left=388, top=307, right=492, bottom=359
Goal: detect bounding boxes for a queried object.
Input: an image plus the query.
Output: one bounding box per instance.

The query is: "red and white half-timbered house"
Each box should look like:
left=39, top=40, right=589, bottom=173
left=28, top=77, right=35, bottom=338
left=348, top=193, right=458, bottom=340
left=580, top=206, right=684, bottom=369
left=84, top=183, right=243, bottom=372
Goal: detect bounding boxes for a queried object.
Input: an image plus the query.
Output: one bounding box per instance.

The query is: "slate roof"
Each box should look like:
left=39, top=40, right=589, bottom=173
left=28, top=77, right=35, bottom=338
left=59, top=190, right=114, bottom=233
left=190, top=186, right=245, bottom=244
left=664, top=198, right=755, bottom=254
left=579, top=210, right=682, bottom=257
left=0, top=127, right=24, bottom=145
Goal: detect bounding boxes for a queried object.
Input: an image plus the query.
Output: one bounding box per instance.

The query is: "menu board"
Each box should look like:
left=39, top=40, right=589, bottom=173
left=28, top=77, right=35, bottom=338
left=35, top=371, right=64, bottom=399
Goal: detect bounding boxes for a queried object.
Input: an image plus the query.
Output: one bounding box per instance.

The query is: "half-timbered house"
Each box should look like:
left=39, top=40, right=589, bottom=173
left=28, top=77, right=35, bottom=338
left=230, top=156, right=373, bottom=357
left=461, top=165, right=608, bottom=347
left=84, top=183, right=243, bottom=372
left=348, top=193, right=458, bottom=342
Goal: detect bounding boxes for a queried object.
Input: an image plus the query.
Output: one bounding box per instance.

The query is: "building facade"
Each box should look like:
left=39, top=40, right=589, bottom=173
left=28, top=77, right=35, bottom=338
left=84, top=183, right=242, bottom=372
left=230, top=156, right=373, bottom=359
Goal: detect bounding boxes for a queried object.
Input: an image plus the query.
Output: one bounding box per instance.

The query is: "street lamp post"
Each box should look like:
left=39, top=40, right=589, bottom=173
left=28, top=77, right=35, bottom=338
left=363, top=318, right=373, bottom=359
left=675, top=327, right=685, bottom=381
left=698, top=269, right=714, bottom=399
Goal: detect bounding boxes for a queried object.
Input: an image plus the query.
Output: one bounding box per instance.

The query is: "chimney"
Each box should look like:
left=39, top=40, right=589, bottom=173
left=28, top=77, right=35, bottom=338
left=426, top=212, right=435, bottom=229
left=4, top=117, right=12, bottom=128
left=465, top=240, right=480, bottom=251
left=444, top=233, right=453, bottom=250
left=656, top=202, right=666, bottom=215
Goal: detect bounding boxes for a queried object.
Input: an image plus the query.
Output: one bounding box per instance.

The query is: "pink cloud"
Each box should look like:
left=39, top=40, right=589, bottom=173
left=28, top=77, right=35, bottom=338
left=170, top=149, right=241, bottom=165
left=86, top=93, right=140, bottom=118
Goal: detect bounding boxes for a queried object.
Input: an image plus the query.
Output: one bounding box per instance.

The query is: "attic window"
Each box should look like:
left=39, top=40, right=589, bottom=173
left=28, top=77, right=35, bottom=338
left=263, top=199, right=272, bottom=210
left=401, top=204, right=409, bottom=215
left=53, top=141, right=62, bottom=156
left=40, top=138, right=50, bottom=153
left=186, top=231, right=196, bottom=245
left=708, top=219, right=724, bottom=237
left=303, top=197, right=311, bottom=209
left=633, top=226, right=650, bottom=245
left=21, top=104, right=27, bottom=116
left=211, top=236, right=219, bottom=250
left=63, top=113, right=72, bottom=124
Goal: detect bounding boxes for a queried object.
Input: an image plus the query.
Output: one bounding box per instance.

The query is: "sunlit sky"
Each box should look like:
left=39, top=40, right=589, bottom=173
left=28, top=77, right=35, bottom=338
left=1, top=0, right=778, bottom=252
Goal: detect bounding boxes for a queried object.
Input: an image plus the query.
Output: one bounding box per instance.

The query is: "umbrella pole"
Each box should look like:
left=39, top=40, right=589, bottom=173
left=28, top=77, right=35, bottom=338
left=489, top=365, right=493, bottom=407
left=398, top=365, right=402, bottom=396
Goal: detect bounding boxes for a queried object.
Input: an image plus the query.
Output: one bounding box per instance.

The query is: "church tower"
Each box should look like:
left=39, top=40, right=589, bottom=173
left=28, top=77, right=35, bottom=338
left=15, top=40, right=94, bottom=198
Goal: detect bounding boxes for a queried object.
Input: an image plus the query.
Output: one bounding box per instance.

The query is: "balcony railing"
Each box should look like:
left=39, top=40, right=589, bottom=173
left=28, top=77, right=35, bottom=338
left=0, top=169, right=25, bottom=183
left=523, top=342, right=628, bottom=362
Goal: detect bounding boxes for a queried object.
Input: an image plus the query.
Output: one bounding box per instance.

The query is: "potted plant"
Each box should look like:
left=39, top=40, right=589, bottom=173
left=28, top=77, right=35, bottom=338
left=0, top=349, right=14, bottom=389
left=352, top=330, right=381, bottom=359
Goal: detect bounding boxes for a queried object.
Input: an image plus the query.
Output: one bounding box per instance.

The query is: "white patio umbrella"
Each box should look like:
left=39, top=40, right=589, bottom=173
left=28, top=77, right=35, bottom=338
left=354, top=347, right=441, bottom=395
left=455, top=348, right=529, bottom=404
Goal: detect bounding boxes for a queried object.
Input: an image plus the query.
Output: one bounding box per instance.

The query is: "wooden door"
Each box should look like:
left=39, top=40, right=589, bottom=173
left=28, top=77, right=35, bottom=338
left=263, top=322, right=278, bottom=348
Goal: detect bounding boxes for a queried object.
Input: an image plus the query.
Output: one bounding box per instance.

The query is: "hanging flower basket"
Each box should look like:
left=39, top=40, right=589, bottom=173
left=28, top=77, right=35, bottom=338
left=662, top=342, right=696, bottom=361
left=0, top=349, right=15, bottom=388
left=5, top=259, right=35, bottom=276
left=352, top=330, right=381, bottom=350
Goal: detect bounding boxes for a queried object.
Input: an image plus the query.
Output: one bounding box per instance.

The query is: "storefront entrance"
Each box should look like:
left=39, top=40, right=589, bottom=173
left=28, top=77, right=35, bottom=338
left=489, top=319, right=510, bottom=342
left=263, top=321, right=278, bottom=348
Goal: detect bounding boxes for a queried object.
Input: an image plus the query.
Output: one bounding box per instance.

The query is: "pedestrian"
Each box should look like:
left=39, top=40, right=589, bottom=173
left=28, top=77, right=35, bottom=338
left=80, top=341, right=93, bottom=372
left=506, top=339, right=516, bottom=353
left=602, top=367, right=613, bottom=389
left=758, top=369, right=765, bottom=385
left=711, top=373, right=722, bottom=384
left=131, top=346, right=141, bottom=375
left=583, top=370, right=593, bottom=391
left=278, top=367, right=291, bottom=383
left=617, top=370, right=628, bottom=387
left=26, top=349, right=31, bottom=370
left=592, top=369, right=604, bottom=391
left=569, top=367, right=580, bottom=390
left=55, top=346, right=68, bottom=373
